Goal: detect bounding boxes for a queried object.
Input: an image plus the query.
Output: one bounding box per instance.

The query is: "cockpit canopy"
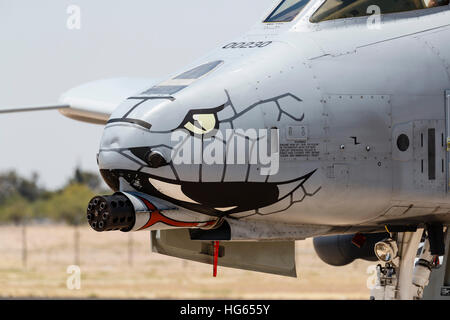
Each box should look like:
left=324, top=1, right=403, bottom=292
left=264, top=0, right=449, bottom=24
left=310, top=0, right=449, bottom=23
left=264, top=0, right=311, bottom=22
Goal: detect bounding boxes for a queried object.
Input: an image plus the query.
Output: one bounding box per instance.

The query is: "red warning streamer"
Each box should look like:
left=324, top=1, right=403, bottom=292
left=213, top=241, right=220, bottom=277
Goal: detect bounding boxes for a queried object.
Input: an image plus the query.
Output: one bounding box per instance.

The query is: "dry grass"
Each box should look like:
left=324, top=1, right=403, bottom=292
left=0, top=224, right=375, bottom=299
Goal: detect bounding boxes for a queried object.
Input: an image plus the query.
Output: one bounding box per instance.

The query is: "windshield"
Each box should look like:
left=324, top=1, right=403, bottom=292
left=265, top=0, right=311, bottom=22
left=310, top=0, right=450, bottom=23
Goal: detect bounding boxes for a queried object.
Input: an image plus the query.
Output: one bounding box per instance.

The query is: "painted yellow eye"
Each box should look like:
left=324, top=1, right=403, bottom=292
left=184, top=114, right=216, bottom=135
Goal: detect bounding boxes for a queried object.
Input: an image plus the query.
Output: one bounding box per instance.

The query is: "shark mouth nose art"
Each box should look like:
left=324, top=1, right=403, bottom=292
left=98, top=87, right=320, bottom=218
left=100, top=168, right=321, bottom=218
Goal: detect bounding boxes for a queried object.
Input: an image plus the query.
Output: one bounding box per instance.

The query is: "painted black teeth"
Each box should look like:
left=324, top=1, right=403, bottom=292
left=86, top=194, right=136, bottom=232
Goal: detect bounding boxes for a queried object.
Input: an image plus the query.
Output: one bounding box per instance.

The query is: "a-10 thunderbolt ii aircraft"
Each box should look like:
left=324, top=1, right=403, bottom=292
left=2, top=0, right=450, bottom=300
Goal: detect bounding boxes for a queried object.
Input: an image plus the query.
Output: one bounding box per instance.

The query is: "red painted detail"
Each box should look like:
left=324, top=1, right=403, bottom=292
left=137, top=197, right=216, bottom=231
left=351, top=233, right=367, bottom=249
left=213, top=241, right=220, bottom=277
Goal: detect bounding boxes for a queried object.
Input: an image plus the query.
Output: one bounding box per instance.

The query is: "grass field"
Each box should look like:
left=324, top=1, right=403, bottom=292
left=0, top=224, right=375, bottom=299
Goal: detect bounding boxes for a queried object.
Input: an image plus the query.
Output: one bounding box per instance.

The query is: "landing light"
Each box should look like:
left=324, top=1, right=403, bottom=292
left=374, top=239, right=398, bottom=263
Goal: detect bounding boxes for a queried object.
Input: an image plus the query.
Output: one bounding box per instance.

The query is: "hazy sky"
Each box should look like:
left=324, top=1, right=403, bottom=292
left=0, top=0, right=275, bottom=189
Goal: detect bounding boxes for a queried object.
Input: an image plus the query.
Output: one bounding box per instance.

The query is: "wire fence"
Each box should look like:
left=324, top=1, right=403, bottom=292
left=0, top=224, right=373, bottom=299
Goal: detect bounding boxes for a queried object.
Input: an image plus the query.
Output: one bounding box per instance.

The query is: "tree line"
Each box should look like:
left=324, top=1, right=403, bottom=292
left=0, top=169, right=109, bottom=267
left=0, top=168, right=105, bottom=225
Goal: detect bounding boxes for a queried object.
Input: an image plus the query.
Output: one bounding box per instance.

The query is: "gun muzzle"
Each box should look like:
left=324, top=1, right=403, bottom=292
left=87, top=193, right=135, bottom=232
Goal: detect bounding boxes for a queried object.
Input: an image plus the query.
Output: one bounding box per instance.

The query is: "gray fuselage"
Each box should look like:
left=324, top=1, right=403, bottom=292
left=98, top=2, right=450, bottom=230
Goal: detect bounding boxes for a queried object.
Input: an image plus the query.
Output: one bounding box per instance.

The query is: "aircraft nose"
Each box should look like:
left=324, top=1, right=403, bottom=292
left=100, top=125, right=122, bottom=150
left=97, top=125, right=135, bottom=171
left=98, top=122, right=171, bottom=170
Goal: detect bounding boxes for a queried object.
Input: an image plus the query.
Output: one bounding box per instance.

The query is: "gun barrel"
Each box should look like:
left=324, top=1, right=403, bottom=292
left=87, top=194, right=136, bottom=232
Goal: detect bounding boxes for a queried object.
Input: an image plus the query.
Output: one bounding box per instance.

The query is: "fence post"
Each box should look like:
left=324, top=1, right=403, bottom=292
left=22, top=220, right=27, bottom=269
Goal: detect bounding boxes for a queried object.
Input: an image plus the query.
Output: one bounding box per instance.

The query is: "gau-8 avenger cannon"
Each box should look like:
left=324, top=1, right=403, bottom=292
left=3, top=0, right=450, bottom=300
